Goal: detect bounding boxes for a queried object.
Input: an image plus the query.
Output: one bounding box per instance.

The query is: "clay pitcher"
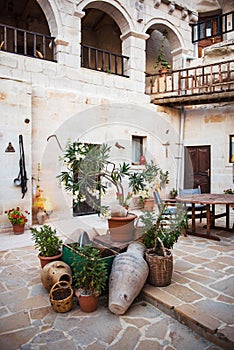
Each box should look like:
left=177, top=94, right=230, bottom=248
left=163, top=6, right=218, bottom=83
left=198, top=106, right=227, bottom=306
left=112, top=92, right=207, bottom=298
left=41, top=261, right=72, bottom=291
left=108, top=242, right=149, bottom=315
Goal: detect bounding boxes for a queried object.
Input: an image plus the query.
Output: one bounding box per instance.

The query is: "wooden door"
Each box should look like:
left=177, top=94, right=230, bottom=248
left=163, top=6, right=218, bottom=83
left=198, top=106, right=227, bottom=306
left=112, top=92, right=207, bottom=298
left=184, top=146, right=210, bottom=193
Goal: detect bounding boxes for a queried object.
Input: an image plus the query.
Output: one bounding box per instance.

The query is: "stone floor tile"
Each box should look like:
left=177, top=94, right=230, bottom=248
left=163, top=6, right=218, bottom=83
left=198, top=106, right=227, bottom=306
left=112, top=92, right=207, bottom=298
left=135, top=339, right=162, bottom=350
left=189, top=282, right=218, bottom=298
left=181, top=272, right=215, bottom=284
left=0, top=310, right=31, bottom=333
left=193, top=299, right=234, bottom=324
left=209, top=276, right=234, bottom=297
left=163, top=284, right=203, bottom=303
left=108, top=326, right=141, bottom=350
left=0, top=327, right=37, bottom=350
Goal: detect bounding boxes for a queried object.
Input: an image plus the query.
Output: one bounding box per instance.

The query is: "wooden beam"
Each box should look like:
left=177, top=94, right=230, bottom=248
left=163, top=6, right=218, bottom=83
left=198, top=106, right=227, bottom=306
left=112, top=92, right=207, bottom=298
left=151, top=90, right=234, bottom=107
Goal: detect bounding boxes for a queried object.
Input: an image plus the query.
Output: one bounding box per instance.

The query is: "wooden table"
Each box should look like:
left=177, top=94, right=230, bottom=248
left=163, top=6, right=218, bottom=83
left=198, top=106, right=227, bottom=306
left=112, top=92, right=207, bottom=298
left=176, top=194, right=234, bottom=241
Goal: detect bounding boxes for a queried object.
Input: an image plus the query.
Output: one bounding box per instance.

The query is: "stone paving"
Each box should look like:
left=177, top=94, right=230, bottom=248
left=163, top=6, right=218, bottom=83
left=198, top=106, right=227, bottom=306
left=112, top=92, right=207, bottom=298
left=0, top=214, right=233, bottom=350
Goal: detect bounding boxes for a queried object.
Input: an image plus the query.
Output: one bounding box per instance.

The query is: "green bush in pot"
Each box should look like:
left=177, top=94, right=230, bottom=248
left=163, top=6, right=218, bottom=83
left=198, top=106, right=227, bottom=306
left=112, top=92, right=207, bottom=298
left=72, top=245, right=108, bottom=312
left=30, top=225, right=63, bottom=268
left=140, top=205, right=187, bottom=286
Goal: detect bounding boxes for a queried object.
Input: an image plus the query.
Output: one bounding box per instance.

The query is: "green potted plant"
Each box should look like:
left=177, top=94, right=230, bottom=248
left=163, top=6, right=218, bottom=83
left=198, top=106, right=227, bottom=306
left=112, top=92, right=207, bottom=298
left=169, top=188, right=178, bottom=199
left=30, top=225, right=63, bottom=268
left=5, top=207, right=29, bottom=235
left=141, top=204, right=187, bottom=286
left=154, top=30, right=171, bottom=73
left=72, top=245, right=108, bottom=312
left=223, top=188, right=234, bottom=194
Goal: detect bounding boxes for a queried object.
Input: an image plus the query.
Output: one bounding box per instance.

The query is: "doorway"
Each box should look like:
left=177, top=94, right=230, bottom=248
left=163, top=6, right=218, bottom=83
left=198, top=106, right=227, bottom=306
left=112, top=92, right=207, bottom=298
left=184, top=146, right=210, bottom=193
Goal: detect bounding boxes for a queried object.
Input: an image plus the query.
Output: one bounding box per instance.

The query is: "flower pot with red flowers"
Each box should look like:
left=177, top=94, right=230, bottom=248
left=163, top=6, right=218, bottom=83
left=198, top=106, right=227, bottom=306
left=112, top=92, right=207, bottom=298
left=30, top=225, right=63, bottom=268
left=5, top=207, right=29, bottom=234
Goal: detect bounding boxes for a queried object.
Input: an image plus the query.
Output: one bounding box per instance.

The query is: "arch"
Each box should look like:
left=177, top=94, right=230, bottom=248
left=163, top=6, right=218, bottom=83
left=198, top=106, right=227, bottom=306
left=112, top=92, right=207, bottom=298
left=76, top=0, right=133, bottom=34
left=36, top=0, right=60, bottom=37
left=144, top=18, right=185, bottom=52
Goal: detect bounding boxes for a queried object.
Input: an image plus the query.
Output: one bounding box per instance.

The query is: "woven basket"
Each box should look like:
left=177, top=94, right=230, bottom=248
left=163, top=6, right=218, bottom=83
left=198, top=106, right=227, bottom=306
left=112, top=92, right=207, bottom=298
left=145, top=238, right=173, bottom=287
left=49, top=281, right=73, bottom=313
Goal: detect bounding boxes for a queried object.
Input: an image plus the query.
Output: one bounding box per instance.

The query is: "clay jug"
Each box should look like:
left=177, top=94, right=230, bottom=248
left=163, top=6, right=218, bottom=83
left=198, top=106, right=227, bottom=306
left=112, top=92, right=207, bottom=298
left=108, top=242, right=149, bottom=315
left=41, top=261, right=72, bottom=291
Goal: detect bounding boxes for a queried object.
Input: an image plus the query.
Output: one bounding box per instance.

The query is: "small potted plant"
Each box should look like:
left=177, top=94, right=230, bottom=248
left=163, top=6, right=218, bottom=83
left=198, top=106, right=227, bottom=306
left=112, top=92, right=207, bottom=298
left=141, top=205, right=187, bottom=286
left=223, top=188, right=234, bottom=194
left=154, top=30, right=171, bottom=74
left=169, top=188, right=178, bottom=199
left=5, top=207, right=29, bottom=234
left=72, top=245, right=108, bottom=313
left=30, top=225, right=63, bottom=268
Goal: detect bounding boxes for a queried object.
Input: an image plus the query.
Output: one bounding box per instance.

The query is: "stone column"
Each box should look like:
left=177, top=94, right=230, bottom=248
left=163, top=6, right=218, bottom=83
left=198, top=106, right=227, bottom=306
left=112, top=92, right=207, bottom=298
left=121, top=31, right=149, bottom=92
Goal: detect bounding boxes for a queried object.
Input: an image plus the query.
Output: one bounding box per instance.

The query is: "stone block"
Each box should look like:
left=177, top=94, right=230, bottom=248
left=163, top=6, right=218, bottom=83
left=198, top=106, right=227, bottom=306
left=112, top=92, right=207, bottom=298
left=175, top=304, right=221, bottom=334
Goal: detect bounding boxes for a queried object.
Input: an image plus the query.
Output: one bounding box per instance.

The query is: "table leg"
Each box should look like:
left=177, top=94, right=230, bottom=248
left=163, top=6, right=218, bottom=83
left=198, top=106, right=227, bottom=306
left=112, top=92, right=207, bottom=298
left=191, top=203, right=195, bottom=233
left=211, top=204, right=215, bottom=228
left=186, top=203, right=220, bottom=241
left=206, top=204, right=211, bottom=235
left=226, top=204, right=230, bottom=230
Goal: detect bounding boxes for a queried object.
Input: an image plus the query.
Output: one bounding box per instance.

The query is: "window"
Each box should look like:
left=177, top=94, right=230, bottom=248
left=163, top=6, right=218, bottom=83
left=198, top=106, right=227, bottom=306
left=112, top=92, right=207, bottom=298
left=132, top=136, right=146, bottom=165
left=230, top=135, right=234, bottom=163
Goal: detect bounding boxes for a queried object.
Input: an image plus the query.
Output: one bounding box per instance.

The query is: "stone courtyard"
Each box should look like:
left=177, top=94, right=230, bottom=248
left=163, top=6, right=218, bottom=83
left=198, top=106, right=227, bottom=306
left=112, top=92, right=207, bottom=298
left=0, top=212, right=233, bottom=350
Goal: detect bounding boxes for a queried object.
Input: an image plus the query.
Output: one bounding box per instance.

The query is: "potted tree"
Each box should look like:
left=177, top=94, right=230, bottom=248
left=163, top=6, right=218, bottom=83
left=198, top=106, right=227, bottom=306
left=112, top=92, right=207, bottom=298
left=72, top=245, right=108, bottom=312
left=30, top=225, right=63, bottom=268
left=141, top=205, right=187, bottom=286
left=58, top=142, right=169, bottom=242
left=58, top=142, right=145, bottom=242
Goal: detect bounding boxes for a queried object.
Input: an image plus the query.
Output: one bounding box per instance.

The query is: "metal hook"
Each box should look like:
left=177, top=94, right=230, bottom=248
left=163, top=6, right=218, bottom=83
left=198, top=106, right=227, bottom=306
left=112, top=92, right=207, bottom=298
left=47, top=134, right=63, bottom=151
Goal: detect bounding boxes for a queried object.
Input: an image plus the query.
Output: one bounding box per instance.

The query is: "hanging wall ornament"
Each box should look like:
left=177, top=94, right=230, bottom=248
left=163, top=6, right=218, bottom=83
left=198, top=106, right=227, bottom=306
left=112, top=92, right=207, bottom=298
left=154, top=0, right=161, bottom=8
left=135, top=0, right=144, bottom=23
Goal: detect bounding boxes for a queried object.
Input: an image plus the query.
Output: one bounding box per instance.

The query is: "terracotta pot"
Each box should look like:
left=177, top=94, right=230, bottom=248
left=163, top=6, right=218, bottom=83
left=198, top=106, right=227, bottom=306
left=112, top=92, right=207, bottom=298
left=38, top=252, right=62, bottom=268
left=41, top=261, right=72, bottom=291
left=108, top=213, right=137, bottom=242
left=142, top=198, right=154, bottom=211
left=108, top=242, right=149, bottom=315
left=75, top=290, right=99, bottom=313
left=12, top=224, right=25, bottom=235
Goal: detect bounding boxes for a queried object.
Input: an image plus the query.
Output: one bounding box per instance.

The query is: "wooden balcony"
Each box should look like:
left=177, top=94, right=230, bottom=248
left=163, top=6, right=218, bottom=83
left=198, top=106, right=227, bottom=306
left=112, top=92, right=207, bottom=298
left=191, top=11, right=234, bottom=43
left=145, top=59, right=234, bottom=107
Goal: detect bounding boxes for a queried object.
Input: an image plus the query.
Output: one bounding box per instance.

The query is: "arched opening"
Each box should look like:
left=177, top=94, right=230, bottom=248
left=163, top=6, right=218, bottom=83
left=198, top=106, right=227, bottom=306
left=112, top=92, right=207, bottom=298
left=0, top=0, right=55, bottom=61
left=81, top=4, right=129, bottom=76
left=146, top=27, right=173, bottom=75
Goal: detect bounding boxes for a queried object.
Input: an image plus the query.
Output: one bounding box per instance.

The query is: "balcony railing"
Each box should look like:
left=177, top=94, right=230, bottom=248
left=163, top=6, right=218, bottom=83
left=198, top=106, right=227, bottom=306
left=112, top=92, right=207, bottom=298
left=191, top=11, right=234, bottom=43
left=145, top=60, right=234, bottom=106
left=81, top=44, right=129, bottom=77
left=0, top=23, right=56, bottom=61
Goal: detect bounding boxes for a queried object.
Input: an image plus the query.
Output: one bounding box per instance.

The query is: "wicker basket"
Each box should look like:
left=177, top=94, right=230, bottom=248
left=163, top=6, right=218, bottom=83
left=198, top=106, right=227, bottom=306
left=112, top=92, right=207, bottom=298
left=49, top=281, right=73, bottom=313
left=145, top=238, right=173, bottom=287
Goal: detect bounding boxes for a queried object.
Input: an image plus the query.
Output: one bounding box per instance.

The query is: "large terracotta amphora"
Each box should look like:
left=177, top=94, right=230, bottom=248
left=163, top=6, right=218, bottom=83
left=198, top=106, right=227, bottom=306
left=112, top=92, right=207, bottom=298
left=108, top=242, right=149, bottom=315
